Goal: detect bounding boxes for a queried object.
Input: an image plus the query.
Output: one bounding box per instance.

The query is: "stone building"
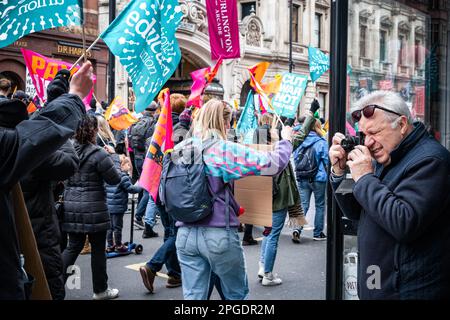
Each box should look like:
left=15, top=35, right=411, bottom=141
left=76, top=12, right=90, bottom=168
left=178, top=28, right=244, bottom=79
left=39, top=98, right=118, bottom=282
left=0, top=0, right=110, bottom=102
left=99, top=0, right=332, bottom=118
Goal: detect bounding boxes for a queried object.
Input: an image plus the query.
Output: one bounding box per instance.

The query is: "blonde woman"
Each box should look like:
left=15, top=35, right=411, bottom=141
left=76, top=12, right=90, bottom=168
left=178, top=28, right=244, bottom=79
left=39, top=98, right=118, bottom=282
left=168, top=99, right=295, bottom=300
left=96, top=115, right=116, bottom=148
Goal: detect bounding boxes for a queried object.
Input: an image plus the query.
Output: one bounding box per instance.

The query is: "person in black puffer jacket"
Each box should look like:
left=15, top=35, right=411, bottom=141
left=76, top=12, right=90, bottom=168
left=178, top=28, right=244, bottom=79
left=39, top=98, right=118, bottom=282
left=62, top=114, right=121, bottom=300
left=20, top=69, right=81, bottom=300
left=21, top=141, right=78, bottom=300
left=105, top=154, right=142, bottom=252
left=0, top=62, right=91, bottom=300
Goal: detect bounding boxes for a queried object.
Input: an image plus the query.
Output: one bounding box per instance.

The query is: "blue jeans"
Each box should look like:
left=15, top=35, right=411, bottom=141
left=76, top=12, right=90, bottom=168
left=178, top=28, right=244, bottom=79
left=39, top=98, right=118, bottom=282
left=260, top=209, right=288, bottom=273
left=135, top=190, right=149, bottom=221
left=176, top=227, right=249, bottom=300
left=143, top=196, right=158, bottom=227
left=298, top=180, right=326, bottom=237
left=147, top=206, right=180, bottom=278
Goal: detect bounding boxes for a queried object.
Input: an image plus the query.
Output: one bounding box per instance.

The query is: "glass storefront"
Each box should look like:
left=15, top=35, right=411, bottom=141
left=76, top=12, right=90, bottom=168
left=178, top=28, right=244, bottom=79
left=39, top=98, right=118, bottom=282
left=328, top=0, right=450, bottom=300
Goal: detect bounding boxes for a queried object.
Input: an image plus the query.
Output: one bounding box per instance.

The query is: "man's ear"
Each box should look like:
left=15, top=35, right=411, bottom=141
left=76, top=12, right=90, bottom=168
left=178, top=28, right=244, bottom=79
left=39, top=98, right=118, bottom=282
left=399, top=116, right=409, bottom=135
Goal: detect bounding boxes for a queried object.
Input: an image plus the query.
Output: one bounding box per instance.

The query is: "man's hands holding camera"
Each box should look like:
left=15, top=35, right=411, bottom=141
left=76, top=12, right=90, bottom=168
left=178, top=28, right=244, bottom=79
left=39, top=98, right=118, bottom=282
left=329, top=132, right=374, bottom=182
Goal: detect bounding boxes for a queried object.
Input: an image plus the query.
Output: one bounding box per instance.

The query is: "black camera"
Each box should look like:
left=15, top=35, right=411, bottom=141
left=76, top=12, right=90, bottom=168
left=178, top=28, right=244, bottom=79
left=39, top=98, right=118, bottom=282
left=340, top=132, right=365, bottom=153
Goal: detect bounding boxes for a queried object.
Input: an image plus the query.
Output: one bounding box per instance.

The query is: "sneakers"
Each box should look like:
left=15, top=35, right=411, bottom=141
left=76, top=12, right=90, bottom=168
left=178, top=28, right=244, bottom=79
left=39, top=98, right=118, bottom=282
left=115, top=244, right=128, bottom=253
left=139, top=265, right=156, bottom=293
left=242, top=238, right=258, bottom=246
left=258, top=261, right=265, bottom=280
left=166, top=275, right=182, bottom=288
left=92, top=288, right=119, bottom=300
left=106, top=245, right=115, bottom=253
left=313, top=232, right=327, bottom=241
left=292, top=229, right=301, bottom=244
left=142, top=224, right=159, bottom=238
left=134, top=218, right=145, bottom=230
left=262, top=272, right=282, bottom=286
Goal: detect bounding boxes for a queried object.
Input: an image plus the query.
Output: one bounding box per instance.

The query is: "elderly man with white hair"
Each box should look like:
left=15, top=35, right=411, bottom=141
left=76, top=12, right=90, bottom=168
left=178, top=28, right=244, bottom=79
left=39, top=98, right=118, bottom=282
left=329, top=90, right=450, bottom=299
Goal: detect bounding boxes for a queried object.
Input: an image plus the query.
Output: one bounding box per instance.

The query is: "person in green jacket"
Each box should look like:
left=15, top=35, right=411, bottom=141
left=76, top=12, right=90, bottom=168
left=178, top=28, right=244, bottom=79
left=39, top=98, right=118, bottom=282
left=257, top=103, right=319, bottom=286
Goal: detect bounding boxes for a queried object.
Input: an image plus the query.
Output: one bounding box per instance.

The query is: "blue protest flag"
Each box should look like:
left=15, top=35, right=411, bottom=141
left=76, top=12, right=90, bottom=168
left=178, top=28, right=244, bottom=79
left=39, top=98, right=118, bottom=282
left=0, top=0, right=83, bottom=49
left=100, top=0, right=183, bottom=113
left=308, top=46, right=330, bottom=82
left=236, top=91, right=258, bottom=144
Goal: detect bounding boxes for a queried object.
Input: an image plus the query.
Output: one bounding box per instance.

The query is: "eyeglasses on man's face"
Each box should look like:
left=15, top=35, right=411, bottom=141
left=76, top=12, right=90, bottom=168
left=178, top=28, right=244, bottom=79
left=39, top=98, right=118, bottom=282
left=351, top=104, right=402, bottom=122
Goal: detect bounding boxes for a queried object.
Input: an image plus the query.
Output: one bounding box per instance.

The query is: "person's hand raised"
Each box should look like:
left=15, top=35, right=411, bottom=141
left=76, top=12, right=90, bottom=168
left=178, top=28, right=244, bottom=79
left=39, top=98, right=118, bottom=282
left=69, top=61, right=93, bottom=100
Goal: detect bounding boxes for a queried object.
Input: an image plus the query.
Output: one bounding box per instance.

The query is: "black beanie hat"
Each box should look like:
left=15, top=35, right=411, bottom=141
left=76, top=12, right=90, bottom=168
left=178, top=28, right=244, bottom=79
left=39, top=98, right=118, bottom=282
left=0, top=99, right=29, bottom=128
left=47, top=69, right=71, bottom=103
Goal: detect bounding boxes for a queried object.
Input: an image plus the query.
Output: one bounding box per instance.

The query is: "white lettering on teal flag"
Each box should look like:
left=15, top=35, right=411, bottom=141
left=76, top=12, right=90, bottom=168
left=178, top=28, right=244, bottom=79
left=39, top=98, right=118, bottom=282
left=271, top=73, right=308, bottom=119
left=0, top=0, right=83, bottom=48
left=308, top=46, right=330, bottom=83
left=100, top=0, right=183, bottom=113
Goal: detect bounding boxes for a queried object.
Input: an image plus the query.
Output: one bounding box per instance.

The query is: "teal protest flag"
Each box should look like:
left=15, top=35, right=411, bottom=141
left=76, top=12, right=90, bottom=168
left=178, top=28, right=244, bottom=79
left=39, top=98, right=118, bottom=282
left=0, top=0, right=83, bottom=49
left=100, top=0, right=183, bottom=113
left=309, top=46, right=352, bottom=82
left=308, top=46, right=330, bottom=82
left=236, top=91, right=258, bottom=144
left=271, top=72, right=308, bottom=119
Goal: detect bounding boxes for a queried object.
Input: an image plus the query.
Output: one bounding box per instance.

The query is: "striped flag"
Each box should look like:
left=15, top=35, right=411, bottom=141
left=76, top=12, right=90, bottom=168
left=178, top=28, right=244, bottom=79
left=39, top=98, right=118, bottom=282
left=139, top=89, right=173, bottom=200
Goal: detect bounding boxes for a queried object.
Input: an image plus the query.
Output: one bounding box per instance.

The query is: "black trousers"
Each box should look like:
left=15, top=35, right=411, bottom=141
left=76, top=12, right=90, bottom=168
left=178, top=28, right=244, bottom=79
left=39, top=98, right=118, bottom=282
left=107, top=214, right=124, bottom=247
left=62, top=231, right=108, bottom=294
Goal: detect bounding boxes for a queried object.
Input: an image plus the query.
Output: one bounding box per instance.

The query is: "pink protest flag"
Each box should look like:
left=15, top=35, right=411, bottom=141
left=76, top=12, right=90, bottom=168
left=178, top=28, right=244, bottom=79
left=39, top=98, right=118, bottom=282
left=139, top=89, right=173, bottom=201
left=83, top=74, right=96, bottom=110
left=187, top=58, right=223, bottom=108
left=187, top=67, right=209, bottom=108
left=21, top=48, right=95, bottom=110
left=206, top=0, right=241, bottom=60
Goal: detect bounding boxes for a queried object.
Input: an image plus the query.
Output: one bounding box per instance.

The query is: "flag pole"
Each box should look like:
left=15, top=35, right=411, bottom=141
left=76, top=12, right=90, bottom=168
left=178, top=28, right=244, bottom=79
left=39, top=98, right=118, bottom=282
left=82, top=23, right=87, bottom=63
left=69, top=35, right=101, bottom=71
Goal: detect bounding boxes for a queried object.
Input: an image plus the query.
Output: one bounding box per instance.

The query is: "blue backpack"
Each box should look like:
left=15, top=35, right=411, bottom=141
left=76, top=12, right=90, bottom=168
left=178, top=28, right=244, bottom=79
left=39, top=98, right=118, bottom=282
left=294, top=142, right=319, bottom=179
left=158, top=139, right=215, bottom=223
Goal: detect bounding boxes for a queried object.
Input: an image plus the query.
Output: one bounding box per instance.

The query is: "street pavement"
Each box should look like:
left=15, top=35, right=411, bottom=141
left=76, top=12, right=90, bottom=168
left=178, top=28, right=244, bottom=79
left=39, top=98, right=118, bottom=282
left=65, top=202, right=326, bottom=300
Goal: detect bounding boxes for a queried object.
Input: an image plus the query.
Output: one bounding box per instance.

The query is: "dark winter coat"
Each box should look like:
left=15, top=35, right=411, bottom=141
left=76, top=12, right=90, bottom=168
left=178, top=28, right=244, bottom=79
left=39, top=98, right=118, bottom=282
left=21, top=140, right=79, bottom=300
left=105, top=154, right=142, bottom=215
left=63, top=142, right=121, bottom=233
left=332, top=122, right=450, bottom=299
left=0, top=93, right=85, bottom=300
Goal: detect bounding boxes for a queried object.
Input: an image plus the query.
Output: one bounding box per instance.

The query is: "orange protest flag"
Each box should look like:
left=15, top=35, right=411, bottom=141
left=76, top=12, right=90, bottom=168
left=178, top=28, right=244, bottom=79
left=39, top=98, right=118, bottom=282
left=248, top=62, right=270, bottom=89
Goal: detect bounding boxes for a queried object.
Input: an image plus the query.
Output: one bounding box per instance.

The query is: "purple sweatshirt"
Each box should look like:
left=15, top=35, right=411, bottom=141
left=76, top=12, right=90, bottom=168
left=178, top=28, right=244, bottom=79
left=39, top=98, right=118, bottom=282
left=177, top=139, right=293, bottom=228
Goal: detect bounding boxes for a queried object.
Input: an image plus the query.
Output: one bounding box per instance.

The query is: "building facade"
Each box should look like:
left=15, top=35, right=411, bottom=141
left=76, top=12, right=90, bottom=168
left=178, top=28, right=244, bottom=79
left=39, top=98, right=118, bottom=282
left=99, top=0, right=331, bottom=117
left=0, top=0, right=109, bottom=102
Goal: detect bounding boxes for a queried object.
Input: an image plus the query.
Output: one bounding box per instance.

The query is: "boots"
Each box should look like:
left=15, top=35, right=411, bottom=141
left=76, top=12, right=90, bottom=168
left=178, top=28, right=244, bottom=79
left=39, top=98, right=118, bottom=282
left=142, top=223, right=158, bottom=238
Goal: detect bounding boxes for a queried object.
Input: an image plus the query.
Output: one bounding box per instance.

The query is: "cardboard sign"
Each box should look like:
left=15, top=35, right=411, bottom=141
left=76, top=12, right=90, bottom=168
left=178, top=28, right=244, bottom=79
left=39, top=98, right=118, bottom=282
left=235, top=144, right=274, bottom=227
left=235, top=176, right=273, bottom=227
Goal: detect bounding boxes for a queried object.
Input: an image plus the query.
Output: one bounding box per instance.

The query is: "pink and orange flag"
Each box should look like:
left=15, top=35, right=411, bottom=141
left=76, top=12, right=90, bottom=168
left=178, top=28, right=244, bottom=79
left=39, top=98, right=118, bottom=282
left=105, top=96, right=138, bottom=130
left=139, top=89, right=174, bottom=201
left=187, top=58, right=223, bottom=108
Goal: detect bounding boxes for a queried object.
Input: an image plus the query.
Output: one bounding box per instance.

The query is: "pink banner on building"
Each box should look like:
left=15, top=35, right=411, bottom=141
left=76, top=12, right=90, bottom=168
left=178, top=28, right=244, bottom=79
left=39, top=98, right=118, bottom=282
left=206, top=0, right=241, bottom=60
left=414, top=86, right=425, bottom=116
left=21, top=48, right=95, bottom=109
